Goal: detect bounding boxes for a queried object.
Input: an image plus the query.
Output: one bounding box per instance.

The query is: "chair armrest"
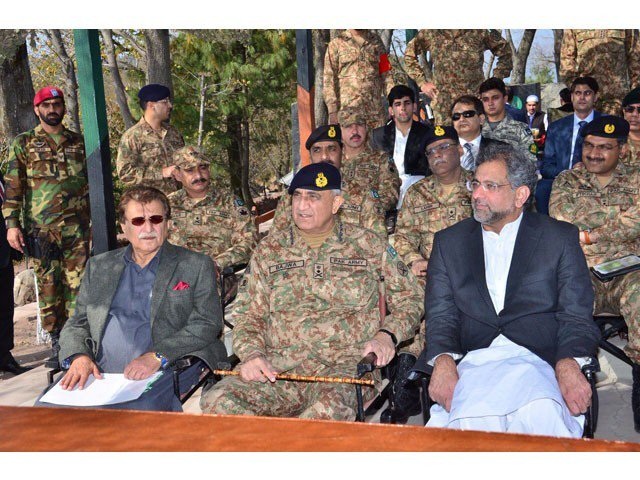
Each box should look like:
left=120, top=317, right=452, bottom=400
left=357, top=352, right=377, bottom=377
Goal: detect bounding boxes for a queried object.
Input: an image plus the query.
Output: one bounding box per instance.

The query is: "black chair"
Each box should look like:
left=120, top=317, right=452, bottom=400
left=355, top=352, right=393, bottom=422
left=593, top=314, right=634, bottom=367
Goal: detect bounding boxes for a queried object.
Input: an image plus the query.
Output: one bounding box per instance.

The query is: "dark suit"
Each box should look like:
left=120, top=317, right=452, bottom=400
left=536, top=111, right=602, bottom=214
left=370, top=120, right=431, bottom=176
left=506, top=103, right=527, bottom=124
left=419, top=212, right=599, bottom=368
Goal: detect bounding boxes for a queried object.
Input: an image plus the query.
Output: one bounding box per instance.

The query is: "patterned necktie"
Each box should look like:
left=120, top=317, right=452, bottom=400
left=462, top=143, right=475, bottom=171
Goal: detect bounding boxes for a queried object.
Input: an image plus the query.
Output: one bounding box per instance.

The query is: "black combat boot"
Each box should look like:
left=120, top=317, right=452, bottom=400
left=44, top=330, right=61, bottom=370
left=632, top=363, right=640, bottom=433
left=380, top=352, right=421, bottom=424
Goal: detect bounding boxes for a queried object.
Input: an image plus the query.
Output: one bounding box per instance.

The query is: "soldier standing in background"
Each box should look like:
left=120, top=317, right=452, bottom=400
left=560, top=29, right=640, bottom=115
left=116, top=84, right=185, bottom=196
left=323, top=29, right=394, bottom=129
left=404, top=29, right=512, bottom=124
left=549, top=116, right=640, bottom=433
left=2, top=86, right=90, bottom=367
left=622, top=87, right=640, bottom=167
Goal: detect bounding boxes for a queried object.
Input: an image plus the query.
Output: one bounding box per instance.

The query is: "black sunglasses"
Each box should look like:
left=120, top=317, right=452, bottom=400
left=452, top=110, right=478, bottom=121
left=129, top=215, right=164, bottom=226
left=623, top=105, right=640, bottom=114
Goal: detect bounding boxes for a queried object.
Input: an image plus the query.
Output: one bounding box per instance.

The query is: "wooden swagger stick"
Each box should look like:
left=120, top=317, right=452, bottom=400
left=211, top=370, right=375, bottom=386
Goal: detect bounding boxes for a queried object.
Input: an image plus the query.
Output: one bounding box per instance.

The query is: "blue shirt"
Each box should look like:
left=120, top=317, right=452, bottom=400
left=96, top=246, right=161, bottom=373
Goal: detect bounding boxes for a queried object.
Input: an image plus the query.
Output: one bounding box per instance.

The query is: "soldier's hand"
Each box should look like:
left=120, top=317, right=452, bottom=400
left=124, top=352, right=162, bottom=381
left=429, top=354, right=458, bottom=412
left=239, top=354, right=277, bottom=383
left=162, top=165, right=177, bottom=179
left=556, top=358, right=592, bottom=416
left=60, top=354, right=103, bottom=391
left=410, top=259, right=428, bottom=278
left=7, top=227, right=24, bottom=253
left=420, top=82, right=438, bottom=101
left=362, top=331, right=396, bottom=367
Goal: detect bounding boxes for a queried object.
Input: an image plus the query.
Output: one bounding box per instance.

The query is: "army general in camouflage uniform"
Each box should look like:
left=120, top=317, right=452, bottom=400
left=560, top=29, right=640, bottom=115
left=404, top=29, right=512, bottom=124
left=272, top=124, right=387, bottom=236
left=2, top=86, right=90, bottom=362
left=200, top=163, right=423, bottom=420
left=323, top=30, right=395, bottom=129
left=116, top=84, right=185, bottom=196
left=549, top=116, right=640, bottom=432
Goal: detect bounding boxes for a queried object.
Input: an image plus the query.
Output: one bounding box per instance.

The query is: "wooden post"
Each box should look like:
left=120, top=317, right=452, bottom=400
left=295, top=30, right=314, bottom=168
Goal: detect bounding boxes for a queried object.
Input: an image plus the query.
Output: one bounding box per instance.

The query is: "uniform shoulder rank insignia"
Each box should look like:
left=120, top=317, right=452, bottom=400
left=529, top=143, right=538, bottom=154
left=604, top=124, right=615, bottom=134
left=328, top=126, right=336, bottom=138
left=370, top=189, right=380, bottom=198
left=386, top=245, right=398, bottom=258
left=435, top=126, right=445, bottom=136
left=316, top=172, right=328, bottom=187
left=234, top=198, right=245, bottom=207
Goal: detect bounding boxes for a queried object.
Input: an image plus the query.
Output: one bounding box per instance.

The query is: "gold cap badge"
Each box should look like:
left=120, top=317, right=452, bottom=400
left=435, top=126, right=445, bottom=136
left=316, top=172, right=328, bottom=188
left=328, top=126, right=336, bottom=138
left=604, top=124, right=615, bottom=134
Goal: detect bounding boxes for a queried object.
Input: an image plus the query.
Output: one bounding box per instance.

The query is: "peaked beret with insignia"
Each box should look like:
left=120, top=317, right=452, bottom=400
left=424, top=125, right=459, bottom=147
left=623, top=87, right=640, bottom=107
left=305, top=124, right=342, bottom=149
left=288, top=162, right=341, bottom=194
left=173, top=146, right=211, bottom=168
left=138, top=83, right=171, bottom=102
left=580, top=116, right=629, bottom=139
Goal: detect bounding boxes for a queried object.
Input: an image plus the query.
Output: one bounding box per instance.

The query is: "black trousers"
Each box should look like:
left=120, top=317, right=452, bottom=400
left=0, top=264, right=15, bottom=363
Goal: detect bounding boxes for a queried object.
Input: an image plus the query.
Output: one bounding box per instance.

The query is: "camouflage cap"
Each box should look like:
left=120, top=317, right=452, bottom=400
left=425, top=125, right=459, bottom=147
left=338, top=108, right=368, bottom=127
left=173, top=146, right=211, bottom=169
left=288, top=163, right=341, bottom=194
left=305, top=124, right=342, bottom=149
left=581, top=116, right=630, bottom=139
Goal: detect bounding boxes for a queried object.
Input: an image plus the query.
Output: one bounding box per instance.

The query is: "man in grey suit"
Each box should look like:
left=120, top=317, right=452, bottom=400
left=36, top=185, right=226, bottom=411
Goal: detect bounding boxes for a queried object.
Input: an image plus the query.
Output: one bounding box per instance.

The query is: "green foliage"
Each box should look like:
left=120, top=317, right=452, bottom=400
left=526, top=61, right=556, bottom=85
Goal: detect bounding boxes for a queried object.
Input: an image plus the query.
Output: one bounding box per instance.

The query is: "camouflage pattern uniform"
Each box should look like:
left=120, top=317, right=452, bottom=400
left=625, top=141, right=640, bottom=168
left=200, top=222, right=424, bottom=420
left=549, top=161, right=640, bottom=363
left=482, top=116, right=538, bottom=166
left=392, top=169, right=473, bottom=354
left=560, top=29, right=640, bottom=115
left=404, top=30, right=512, bottom=124
left=271, top=176, right=387, bottom=237
left=116, top=117, right=185, bottom=195
left=167, top=186, right=256, bottom=270
left=2, top=125, right=90, bottom=333
left=323, top=30, right=395, bottom=129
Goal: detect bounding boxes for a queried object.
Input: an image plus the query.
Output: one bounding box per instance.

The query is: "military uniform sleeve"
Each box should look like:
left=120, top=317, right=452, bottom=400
left=116, top=129, right=164, bottom=187
left=485, top=29, right=513, bottom=79
left=518, top=125, right=539, bottom=166
left=549, top=171, right=579, bottom=225
left=1, top=135, right=28, bottom=229
left=373, top=35, right=394, bottom=96
left=391, top=188, right=425, bottom=266
left=404, top=31, right=430, bottom=86
left=271, top=193, right=292, bottom=232
left=380, top=244, right=424, bottom=344
left=625, top=29, right=640, bottom=89
left=231, top=252, right=271, bottom=361
left=375, top=151, right=401, bottom=211
left=559, top=29, right=578, bottom=85
left=215, top=199, right=257, bottom=269
left=323, top=41, right=340, bottom=116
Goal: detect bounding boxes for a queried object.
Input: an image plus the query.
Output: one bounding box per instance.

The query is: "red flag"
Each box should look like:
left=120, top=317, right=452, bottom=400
left=379, top=53, right=391, bottom=74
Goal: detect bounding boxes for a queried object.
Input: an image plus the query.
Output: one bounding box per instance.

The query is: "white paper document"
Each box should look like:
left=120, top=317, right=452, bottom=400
left=40, top=372, right=163, bottom=406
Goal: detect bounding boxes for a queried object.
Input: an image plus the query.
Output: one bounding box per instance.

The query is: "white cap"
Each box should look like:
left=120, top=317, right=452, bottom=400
left=526, top=94, right=539, bottom=103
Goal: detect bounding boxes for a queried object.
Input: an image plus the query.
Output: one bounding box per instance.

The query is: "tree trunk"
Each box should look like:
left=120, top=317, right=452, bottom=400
left=485, top=53, right=496, bottom=79
left=226, top=112, right=242, bottom=198
left=553, top=29, right=563, bottom=83
left=101, top=29, right=135, bottom=129
left=312, top=29, right=329, bottom=126
left=46, top=30, right=80, bottom=133
left=0, top=41, right=36, bottom=140
left=197, top=73, right=206, bottom=147
left=144, top=29, right=173, bottom=91
left=240, top=116, right=254, bottom=209
left=507, top=29, right=536, bottom=84
left=377, top=29, right=393, bottom=52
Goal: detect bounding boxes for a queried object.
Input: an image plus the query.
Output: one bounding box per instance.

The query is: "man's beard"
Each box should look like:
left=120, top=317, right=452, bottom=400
left=41, top=113, right=63, bottom=127
left=472, top=199, right=513, bottom=226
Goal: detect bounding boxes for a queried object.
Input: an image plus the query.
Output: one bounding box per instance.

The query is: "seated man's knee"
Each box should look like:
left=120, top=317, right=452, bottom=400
left=199, top=377, right=254, bottom=415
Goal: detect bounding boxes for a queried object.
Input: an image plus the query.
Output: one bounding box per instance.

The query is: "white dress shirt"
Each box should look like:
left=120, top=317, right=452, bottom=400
left=394, top=125, right=425, bottom=208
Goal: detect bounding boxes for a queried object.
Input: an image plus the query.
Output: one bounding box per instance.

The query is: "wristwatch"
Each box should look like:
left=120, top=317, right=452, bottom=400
left=378, top=328, right=398, bottom=346
left=154, top=352, right=169, bottom=369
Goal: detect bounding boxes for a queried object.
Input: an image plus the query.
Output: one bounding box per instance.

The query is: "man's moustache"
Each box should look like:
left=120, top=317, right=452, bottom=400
left=191, top=178, right=206, bottom=185
left=138, top=233, right=158, bottom=239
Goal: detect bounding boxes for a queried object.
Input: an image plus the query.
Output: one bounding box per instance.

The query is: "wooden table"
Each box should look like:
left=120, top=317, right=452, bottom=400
left=0, top=406, right=638, bottom=452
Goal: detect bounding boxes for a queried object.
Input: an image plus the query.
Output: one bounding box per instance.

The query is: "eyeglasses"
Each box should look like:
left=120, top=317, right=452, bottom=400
left=155, top=98, right=172, bottom=105
left=426, top=142, right=455, bottom=157
left=582, top=141, right=618, bottom=153
left=452, top=110, right=477, bottom=121
left=466, top=179, right=511, bottom=193
left=623, top=105, right=640, bottom=114
left=129, top=215, right=165, bottom=226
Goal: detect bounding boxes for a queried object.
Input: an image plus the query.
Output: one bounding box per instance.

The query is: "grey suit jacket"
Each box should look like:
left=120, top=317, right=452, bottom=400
left=59, top=241, right=227, bottom=370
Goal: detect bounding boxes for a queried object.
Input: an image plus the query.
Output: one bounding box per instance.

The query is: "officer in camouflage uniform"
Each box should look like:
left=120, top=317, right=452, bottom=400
left=323, top=29, right=395, bottom=129
left=479, top=78, right=538, bottom=167
left=560, top=29, right=640, bottom=115
left=200, top=163, right=423, bottom=420
left=622, top=87, right=640, bottom=168
left=116, top=84, right=185, bottom=196
left=272, top=124, right=387, bottom=236
left=548, top=116, right=640, bottom=432
left=404, top=29, right=512, bottom=124
left=2, top=86, right=90, bottom=364
left=339, top=108, right=401, bottom=231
